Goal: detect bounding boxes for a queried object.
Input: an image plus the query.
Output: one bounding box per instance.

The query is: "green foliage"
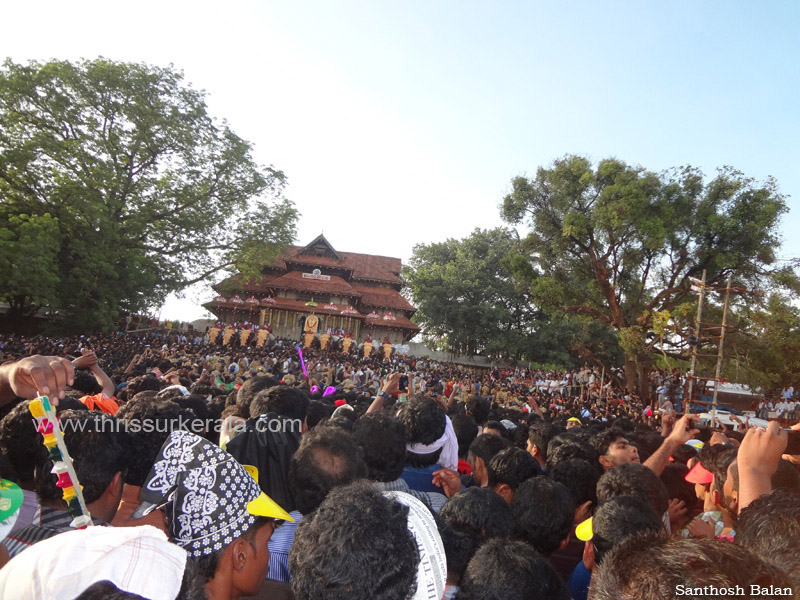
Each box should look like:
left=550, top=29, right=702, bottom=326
left=0, top=58, right=297, bottom=332
left=403, top=227, right=625, bottom=366
left=502, top=155, right=790, bottom=393
left=404, top=228, right=535, bottom=358
left=0, top=213, right=61, bottom=313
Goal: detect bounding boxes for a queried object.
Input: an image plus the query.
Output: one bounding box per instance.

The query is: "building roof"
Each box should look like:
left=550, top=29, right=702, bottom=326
left=353, top=285, right=416, bottom=311
left=365, top=315, right=420, bottom=331
left=268, top=246, right=402, bottom=284
left=267, top=271, right=360, bottom=297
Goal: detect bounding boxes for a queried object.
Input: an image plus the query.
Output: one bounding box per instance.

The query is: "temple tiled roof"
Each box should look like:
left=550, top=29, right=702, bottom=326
left=267, top=271, right=360, bottom=297
left=353, top=285, right=415, bottom=312
left=270, top=247, right=402, bottom=284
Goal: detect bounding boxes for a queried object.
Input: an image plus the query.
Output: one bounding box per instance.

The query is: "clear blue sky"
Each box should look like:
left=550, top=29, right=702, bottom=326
left=3, top=1, right=799, bottom=319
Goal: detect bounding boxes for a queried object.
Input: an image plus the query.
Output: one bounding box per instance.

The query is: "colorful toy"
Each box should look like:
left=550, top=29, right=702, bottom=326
left=29, top=395, right=93, bottom=529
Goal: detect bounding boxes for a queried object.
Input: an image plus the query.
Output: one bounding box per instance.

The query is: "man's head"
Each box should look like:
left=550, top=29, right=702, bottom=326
left=458, top=538, right=571, bottom=600
left=596, top=463, right=669, bottom=520
left=35, top=410, right=129, bottom=523
left=578, top=495, right=663, bottom=569
left=465, top=396, right=490, bottom=426
left=593, top=428, right=640, bottom=471
left=548, top=458, right=600, bottom=523
left=288, top=426, right=366, bottom=515
left=438, top=487, right=513, bottom=584
left=236, top=375, right=281, bottom=411
left=0, top=400, right=39, bottom=485
left=526, top=422, right=557, bottom=467
left=396, top=396, right=446, bottom=467
left=352, top=412, right=406, bottom=482
left=249, top=385, right=309, bottom=425
left=659, top=464, right=697, bottom=528
left=725, top=457, right=800, bottom=517
left=735, top=489, right=800, bottom=587
left=511, top=478, right=574, bottom=557
left=451, top=414, right=479, bottom=460
left=487, top=447, right=541, bottom=505
left=134, top=431, right=292, bottom=598
left=290, top=481, right=419, bottom=600
left=467, top=433, right=510, bottom=487
left=115, top=398, right=195, bottom=487
left=590, top=534, right=792, bottom=600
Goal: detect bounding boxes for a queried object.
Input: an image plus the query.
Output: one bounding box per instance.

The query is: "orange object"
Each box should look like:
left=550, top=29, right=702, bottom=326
left=79, top=394, right=120, bottom=415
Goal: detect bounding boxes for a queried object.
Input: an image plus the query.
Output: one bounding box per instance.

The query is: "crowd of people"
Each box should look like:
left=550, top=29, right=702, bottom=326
left=0, top=330, right=797, bottom=599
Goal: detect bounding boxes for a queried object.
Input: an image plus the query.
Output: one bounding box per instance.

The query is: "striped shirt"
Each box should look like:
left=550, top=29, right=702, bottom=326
left=267, top=510, right=303, bottom=583
left=374, top=478, right=447, bottom=513
left=5, top=506, right=107, bottom=558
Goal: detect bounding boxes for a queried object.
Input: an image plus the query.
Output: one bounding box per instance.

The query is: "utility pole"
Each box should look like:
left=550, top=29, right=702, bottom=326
left=711, top=275, right=732, bottom=421
left=686, top=270, right=707, bottom=414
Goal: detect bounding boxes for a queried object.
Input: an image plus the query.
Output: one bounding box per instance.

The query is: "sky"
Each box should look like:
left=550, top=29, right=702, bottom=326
left=3, top=1, right=799, bottom=321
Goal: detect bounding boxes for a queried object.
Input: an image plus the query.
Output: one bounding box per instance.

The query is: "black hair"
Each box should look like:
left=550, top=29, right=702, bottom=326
left=236, top=375, right=281, bottom=410
left=352, top=412, right=406, bottom=482
left=483, top=420, right=506, bottom=436
left=397, top=396, right=446, bottom=467
left=73, top=559, right=207, bottom=600
left=307, top=400, right=336, bottom=429
left=659, top=464, right=697, bottom=514
left=458, top=538, right=571, bottom=600
left=670, top=444, right=698, bottom=466
left=125, top=375, right=163, bottom=397
left=591, top=427, right=629, bottom=457
left=487, top=447, right=541, bottom=491
left=73, top=582, right=148, bottom=599
left=115, top=398, right=196, bottom=486
left=511, top=478, right=574, bottom=557
left=591, top=533, right=792, bottom=600
left=465, top=396, right=490, bottom=426
left=438, top=487, right=513, bottom=579
left=0, top=400, right=39, bottom=483
left=592, top=495, right=663, bottom=564
left=548, top=458, right=599, bottom=508
left=698, top=444, right=737, bottom=494
left=468, top=433, right=510, bottom=465
left=596, top=463, right=669, bottom=517
left=35, top=410, right=130, bottom=505
left=288, top=426, right=366, bottom=514
left=250, top=385, right=310, bottom=421
left=71, top=370, right=102, bottom=395
left=545, top=439, right=599, bottom=472
left=289, top=480, right=418, bottom=600
left=451, top=414, right=479, bottom=459
left=527, top=422, right=557, bottom=461
left=735, top=488, right=800, bottom=587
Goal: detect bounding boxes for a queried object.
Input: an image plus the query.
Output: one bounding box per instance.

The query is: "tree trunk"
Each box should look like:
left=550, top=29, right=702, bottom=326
left=636, top=359, right=651, bottom=404
left=623, top=356, right=637, bottom=396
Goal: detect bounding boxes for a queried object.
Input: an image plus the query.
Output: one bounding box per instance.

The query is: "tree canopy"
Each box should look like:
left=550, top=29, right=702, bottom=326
left=0, top=58, right=297, bottom=332
left=501, top=155, right=792, bottom=397
left=404, top=227, right=624, bottom=366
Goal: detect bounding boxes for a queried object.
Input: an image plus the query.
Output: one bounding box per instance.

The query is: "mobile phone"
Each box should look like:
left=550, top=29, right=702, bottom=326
left=785, top=430, right=800, bottom=455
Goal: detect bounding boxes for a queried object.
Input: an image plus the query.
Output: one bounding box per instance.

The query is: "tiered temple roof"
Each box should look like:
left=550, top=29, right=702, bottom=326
left=205, top=235, right=419, bottom=340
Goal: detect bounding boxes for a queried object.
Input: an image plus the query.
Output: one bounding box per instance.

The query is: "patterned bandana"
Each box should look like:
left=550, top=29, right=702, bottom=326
left=137, top=431, right=263, bottom=558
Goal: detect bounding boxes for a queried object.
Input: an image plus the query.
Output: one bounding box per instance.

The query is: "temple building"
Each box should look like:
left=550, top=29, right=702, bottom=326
left=204, top=235, right=420, bottom=344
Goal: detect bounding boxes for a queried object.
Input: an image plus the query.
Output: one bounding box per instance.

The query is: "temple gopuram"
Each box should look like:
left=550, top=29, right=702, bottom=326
left=204, top=235, right=420, bottom=345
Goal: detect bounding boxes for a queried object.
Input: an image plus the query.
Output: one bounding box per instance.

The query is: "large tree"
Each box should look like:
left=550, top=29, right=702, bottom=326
left=0, top=58, right=297, bottom=332
left=501, top=155, right=791, bottom=399
left=404, top=228, right=536, bottom=357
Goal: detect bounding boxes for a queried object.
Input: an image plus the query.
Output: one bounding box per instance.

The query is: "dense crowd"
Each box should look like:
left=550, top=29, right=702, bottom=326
left=0, top=330, right=797, bottom=600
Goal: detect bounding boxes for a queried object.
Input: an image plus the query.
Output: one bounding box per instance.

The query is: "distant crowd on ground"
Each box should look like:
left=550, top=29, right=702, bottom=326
left=0, top=330, right=797, bottom=599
